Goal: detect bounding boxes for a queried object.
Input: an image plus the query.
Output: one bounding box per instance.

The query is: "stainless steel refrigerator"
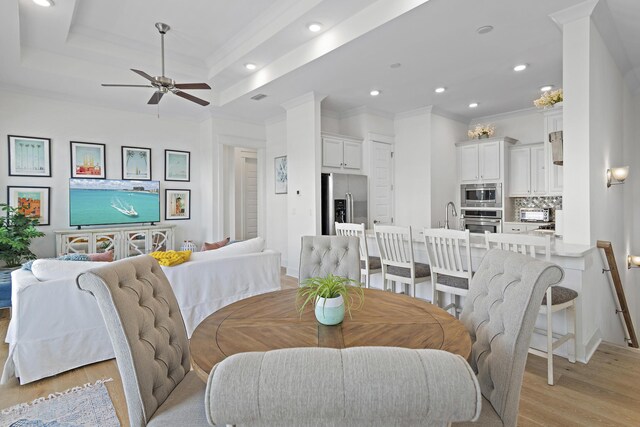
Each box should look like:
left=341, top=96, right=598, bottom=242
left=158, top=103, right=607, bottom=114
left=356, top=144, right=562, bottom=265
left=321, top=173, right=368, bottom=235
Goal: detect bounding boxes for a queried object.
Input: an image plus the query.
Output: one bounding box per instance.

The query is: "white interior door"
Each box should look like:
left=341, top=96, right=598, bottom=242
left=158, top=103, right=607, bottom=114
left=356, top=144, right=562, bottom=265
left=242, top=157, right=258, bottom=239
left=371, top=141, right=394, bottom=226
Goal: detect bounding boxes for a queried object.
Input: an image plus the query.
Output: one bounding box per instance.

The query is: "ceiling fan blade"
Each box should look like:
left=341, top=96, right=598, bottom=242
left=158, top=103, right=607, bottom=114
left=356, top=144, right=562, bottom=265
left=174, top=82, right=211, bottom=90
left=131, top=69, right=155, bottom=82
left=102, top=84, right=154, bottom=87
left=173, top=90, right=210, bottom=106
left=148, top=91, right=164, bottom=105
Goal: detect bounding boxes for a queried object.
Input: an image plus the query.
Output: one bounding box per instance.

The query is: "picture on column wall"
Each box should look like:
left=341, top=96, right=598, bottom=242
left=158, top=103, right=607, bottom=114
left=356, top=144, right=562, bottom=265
left=165, top=150, right=190, bottom=181
left=7, top=186, right=51, bottom=226
left=165, top=189, right=190, bottom=220
left=274, top=155, right=287, bottom=194
left=122, top=146, right=152, bottom=180
left=8, top=135, right=51, bottom=177
left=70, top=141, right=106, bottom=179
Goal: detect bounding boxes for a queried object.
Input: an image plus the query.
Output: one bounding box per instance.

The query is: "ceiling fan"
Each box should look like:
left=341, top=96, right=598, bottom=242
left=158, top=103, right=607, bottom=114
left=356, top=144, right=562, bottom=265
left=102, top=22, right=211, bottom=106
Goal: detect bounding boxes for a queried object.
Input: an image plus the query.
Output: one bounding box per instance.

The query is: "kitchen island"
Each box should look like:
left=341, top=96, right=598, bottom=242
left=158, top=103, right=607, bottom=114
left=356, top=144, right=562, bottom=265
left=365, top=230, right=610, bottom=364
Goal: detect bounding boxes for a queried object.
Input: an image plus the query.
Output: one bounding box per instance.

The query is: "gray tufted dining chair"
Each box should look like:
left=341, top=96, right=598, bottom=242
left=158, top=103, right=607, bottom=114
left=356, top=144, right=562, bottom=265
left=454, top=249, right=564, bottom=427
left=77, top=255, right=209, bottom=427
left=299, top=235, right=361, bottom=283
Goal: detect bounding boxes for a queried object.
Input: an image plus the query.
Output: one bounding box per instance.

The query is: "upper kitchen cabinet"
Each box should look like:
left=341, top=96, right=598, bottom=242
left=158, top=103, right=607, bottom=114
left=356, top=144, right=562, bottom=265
left=322, top=133, right=363, bottom=171
left=508, top=143, right=547, bottom=197
left=456, top=137, right=516, bottom=184
left=544, top=105, right=563, bottom=195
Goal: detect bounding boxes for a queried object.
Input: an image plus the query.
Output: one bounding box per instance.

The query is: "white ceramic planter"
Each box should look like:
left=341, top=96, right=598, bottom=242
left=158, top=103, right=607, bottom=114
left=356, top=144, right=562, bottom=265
left=315, top=295, right=345, bottom=325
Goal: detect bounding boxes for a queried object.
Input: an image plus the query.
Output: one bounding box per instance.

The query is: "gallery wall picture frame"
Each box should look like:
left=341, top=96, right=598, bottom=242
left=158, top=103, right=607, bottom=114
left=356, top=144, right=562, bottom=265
left=8, top=135, right=52, bottom=177
left=165, top=189, right=191, bottom=220
left=165, top=150, right=190, bottom=182
left=122, top=146, right=152, bottom=180
left=7, top=186, right=51, bottom=226
left=70, top=141, right=106, bottom=179
left=274, top=155, right=287, bottom=194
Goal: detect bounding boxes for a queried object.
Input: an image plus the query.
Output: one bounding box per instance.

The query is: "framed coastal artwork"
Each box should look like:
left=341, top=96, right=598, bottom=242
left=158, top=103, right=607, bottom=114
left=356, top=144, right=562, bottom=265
left=8, top=135, right=51, bottom=177
left=70, top=141, right=106, bottom=179
left=274, top=155, right=287, bottom=194
left=122, top=146, right=152, bottom=180
left=165, top=150, right=190, bottom=181
left=165, top=189, right=190, bottom=220
left=7, top=186, right=51, bottom=226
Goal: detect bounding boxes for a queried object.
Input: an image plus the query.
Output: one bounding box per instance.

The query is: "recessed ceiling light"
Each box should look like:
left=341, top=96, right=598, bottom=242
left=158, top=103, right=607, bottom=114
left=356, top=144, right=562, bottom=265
left=435, top=87, right=446, bottom=93
left=244, top=63, right=257, bottom=70
left=513, top=64, right=527, bottom=72
left=370, top=90, right=381, bottom=96
left=307, top=22, right=323, bottom=32
left=540, top=85, right=553, bottom=92
left=469, top=102, right=479, bottom=108
left=33, top=0, right=54, bottom=6
left=476, top=25, right=493, bottom=34
left=390, top=63, right=402, bottom=69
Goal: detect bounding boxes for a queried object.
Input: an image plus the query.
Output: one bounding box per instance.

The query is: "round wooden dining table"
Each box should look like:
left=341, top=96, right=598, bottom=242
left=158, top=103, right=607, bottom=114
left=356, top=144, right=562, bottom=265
left=190, top=288, right=472, bottom=378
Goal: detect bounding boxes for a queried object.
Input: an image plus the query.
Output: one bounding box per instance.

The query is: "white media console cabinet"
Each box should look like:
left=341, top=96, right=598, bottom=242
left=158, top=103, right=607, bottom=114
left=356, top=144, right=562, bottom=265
left=55, top=224, right=175, bottom=260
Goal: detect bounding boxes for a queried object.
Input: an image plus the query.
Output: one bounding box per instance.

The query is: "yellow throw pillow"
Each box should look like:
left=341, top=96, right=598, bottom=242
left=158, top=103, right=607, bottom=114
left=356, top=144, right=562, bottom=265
left=149, top=250, right=191, bottom=267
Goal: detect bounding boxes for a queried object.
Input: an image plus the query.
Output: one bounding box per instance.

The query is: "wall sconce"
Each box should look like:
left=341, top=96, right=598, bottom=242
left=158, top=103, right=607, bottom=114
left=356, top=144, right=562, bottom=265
left=628, top=255, right=640, bottom=269
left=607, top=166, right=629, bottom=187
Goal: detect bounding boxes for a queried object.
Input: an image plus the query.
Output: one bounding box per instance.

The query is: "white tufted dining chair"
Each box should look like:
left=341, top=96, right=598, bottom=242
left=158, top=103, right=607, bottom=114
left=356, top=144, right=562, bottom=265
left=77, top=255, right=209, bottom=427
left=454, top=249, right=564, bottom=427
left=299, top=235, right=361, bottom=283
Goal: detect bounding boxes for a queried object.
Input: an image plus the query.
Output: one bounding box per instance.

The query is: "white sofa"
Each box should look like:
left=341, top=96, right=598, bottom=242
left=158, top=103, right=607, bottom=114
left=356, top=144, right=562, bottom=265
left=2, top=238, right=281, bottom=385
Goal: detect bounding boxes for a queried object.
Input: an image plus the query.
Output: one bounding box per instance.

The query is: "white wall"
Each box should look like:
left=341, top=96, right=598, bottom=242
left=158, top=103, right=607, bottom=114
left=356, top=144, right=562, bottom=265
left=393, top=109, right=432, bottom=229
left=265, top=118, right=288, bottom=266
left=469, top=110, right=543, bottom=145
left=431, top=113, right=468, bottom=228
left=0, top=91, right=202, bottom=258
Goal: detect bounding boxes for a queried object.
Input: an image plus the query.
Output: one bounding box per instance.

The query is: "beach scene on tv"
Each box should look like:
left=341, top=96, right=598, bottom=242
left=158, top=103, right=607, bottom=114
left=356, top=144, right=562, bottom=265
left=69, top=179, right=160, bottom=226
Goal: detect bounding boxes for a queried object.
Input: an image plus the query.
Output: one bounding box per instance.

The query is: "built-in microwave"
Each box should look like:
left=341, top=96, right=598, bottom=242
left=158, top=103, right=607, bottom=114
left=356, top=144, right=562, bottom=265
left=460, top=183, right=502, bottom=208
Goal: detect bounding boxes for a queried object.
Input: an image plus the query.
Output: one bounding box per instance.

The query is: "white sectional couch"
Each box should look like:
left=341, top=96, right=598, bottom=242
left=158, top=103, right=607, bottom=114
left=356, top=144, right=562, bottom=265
left=2, top=237, right=281, bottom=385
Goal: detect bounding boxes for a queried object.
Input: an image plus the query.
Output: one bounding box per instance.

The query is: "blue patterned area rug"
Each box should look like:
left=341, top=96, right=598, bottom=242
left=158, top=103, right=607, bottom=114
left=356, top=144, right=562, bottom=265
left=0, top=379, right=119, bottom=427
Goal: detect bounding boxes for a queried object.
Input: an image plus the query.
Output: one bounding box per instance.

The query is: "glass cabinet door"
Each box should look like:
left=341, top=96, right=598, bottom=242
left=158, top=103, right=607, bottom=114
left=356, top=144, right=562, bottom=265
left=59, top=233, right=91, bottom=256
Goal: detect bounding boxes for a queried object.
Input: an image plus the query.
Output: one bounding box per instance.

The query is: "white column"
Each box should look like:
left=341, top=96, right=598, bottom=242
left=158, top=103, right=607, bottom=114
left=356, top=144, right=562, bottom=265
left=283, top=92, right=325, bottom=276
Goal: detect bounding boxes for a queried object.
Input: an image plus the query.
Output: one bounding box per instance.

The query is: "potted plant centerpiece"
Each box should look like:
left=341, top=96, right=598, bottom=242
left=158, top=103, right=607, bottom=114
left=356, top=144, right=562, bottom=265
left=297, top=274, right=365, bottom=325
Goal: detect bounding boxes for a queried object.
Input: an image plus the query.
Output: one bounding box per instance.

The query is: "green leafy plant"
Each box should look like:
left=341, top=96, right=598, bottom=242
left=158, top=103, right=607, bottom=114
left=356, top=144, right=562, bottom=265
left=297, top=274, right=365, bottom=319
left=0, top=203, right=46, bottom=268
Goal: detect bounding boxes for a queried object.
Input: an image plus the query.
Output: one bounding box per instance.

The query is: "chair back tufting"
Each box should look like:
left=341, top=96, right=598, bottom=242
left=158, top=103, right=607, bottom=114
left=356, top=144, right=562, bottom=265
left=299, top=235, right=360, bottom=283
left=77, top=255, right=191, bottom=426
left=460, top=249, right=563, bottom=426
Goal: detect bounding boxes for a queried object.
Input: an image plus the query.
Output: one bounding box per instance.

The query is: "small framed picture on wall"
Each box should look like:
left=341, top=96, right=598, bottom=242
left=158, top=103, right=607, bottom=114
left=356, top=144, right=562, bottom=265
left=122, top=146, right=152, bottom=180
left=165, top=189, right=190, bottom=220
left=8, top=135, right=52, bottom=177
left=70, top=141, right=106, bottom=179
left=7, top=186, right=51, bottom=226
left=165, top=150, right=190, bottom=182
left=274, top=155, right=287, bottom=194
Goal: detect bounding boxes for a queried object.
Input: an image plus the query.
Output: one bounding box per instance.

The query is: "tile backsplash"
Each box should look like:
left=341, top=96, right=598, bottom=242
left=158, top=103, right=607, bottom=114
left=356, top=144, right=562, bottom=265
left=511, top=196, right=563, bottom=221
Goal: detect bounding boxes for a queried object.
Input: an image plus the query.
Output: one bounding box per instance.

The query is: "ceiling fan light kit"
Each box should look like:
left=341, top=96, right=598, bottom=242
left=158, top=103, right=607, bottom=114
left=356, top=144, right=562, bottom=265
left=101, top=22, right=211, bottom=107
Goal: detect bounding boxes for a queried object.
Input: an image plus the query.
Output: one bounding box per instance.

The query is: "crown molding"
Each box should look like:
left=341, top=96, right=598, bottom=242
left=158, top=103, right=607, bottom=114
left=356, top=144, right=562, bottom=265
left=281, top=91, right=327, bottom=110
left=394, top=105, right=434, bottom=120
left=549, top=0, right=599, bottom=29
left=339, top=105, right=394, bottom=120
left=469, top=106, right=540, bottom=124
left=321, top=109, right=341, bottom=119
left=430, top=107, right=469, bottom=125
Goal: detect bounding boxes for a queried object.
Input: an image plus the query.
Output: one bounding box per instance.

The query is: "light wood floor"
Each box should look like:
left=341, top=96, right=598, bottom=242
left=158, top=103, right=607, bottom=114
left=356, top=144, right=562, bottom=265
left=1, top=274, right=639, bottom=426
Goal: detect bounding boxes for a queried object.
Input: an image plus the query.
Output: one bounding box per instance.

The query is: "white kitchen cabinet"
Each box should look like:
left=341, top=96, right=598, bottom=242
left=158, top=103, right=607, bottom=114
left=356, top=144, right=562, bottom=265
left=479, top=141, right=500, bottom=181
left=508, top=143, right=547, bottom=196
left=456, top=137, right=515, bottom=184
left=56, top=225, right=175, bottom=260
left=544, top=106, right=563, bottom=195
left=321, top=133, right=363, bottom=171
left=508, top=147, right=531, bottom=196
left=503, top=222, right=543, bottom=234
left=459, top=144, right=479, bottom=182
left=531, top=145, right=547, bottom=195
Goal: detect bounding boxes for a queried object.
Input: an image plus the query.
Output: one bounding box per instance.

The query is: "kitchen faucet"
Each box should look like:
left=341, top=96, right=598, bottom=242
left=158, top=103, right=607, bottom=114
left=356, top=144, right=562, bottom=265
left=444, top=201, right=457, bottom=229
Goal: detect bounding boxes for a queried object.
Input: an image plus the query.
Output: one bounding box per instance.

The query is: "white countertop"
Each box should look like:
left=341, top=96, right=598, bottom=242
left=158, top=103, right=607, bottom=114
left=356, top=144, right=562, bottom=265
left=366, top=229, right=594, bottom=258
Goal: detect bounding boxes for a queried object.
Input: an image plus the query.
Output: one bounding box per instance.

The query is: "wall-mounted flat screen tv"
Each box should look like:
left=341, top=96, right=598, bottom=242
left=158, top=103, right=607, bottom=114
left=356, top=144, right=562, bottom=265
left=69, top=179, right=161, bottom=227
